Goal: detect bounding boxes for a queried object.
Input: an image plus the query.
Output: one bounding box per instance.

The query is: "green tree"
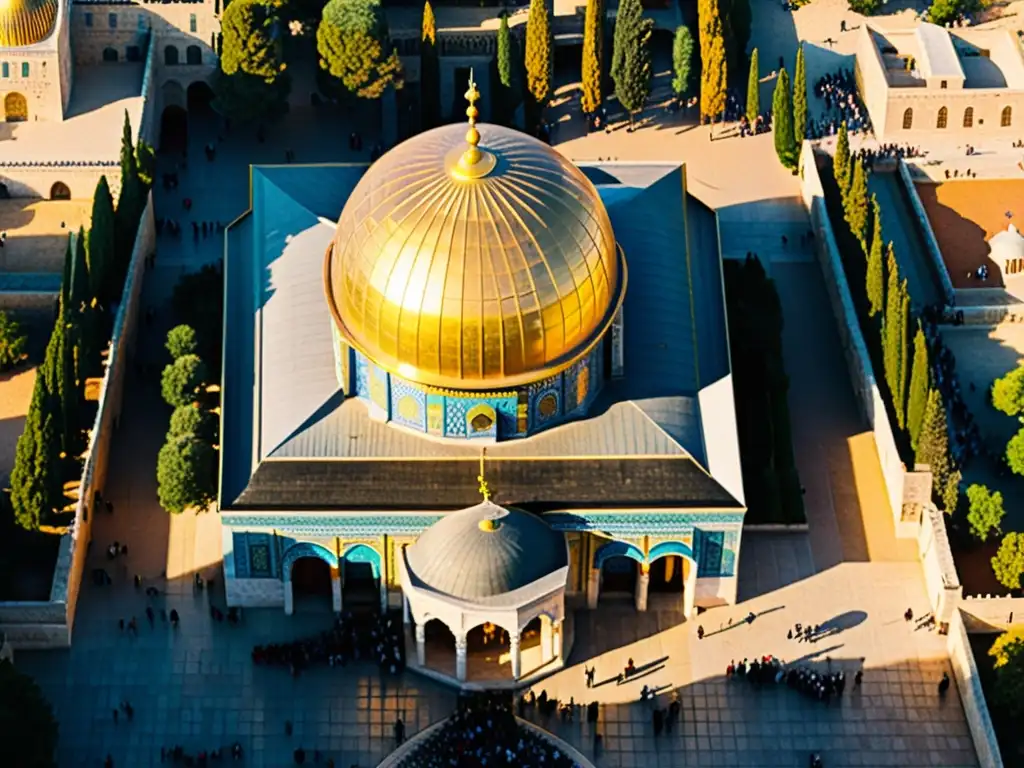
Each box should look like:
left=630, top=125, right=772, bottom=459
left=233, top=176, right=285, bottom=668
left=525, top=0, right=553, bottom=110
left=318, top=0, right=402, bottom=100
left=907, top=323, right=930, bottom=451
left=420, top=1, right=440, bottom=128
left=115, top=110, right=144, bottom=285
left=43, top=302, right=77, bottom=459
left=833, top=121, right=851, bottom=195
left=166, top=325, right=199, bottom=361
left=849, top=0, right=882, bottom=13
left=161, top=355, right=208, bottom=408
left=966, top=483, right=1004, bottom=541
left=136, top=139, right=156, bottom=190
left=215, top=0, right=291, bottom=121
left=0, top=659, right=59, bottom=768
left=992, top=532, right=1024, bottom=591
left=745, top=48, right=759, bottom=124
left=990, top=631, right=1024, bottom=719
left=844, top=159, right=870, bottom=251
left=793, top=44, right=807, bottom=146
left=928, top=0, right=963, bottom=26
left=866, top=203, right=884, bottom=317
left=168, top=403, right=215, bottom=443
left=9, top=377, right=59, bottom=530
left=896, top=282, right=910, bottom=430
left=61, top=235, right=72, bottom=309
left=698, top=0, right=727, bottom=122
left=495, top=12, right=520, bottom=124
left=157, top=436, right=216, bottom=514
left=87, top=176, right=115, bottom=304
left=1005, top=426, right=1024, bottom=475
left=942, top=468, right=961, bottom=517
left=581, top=0, right=605, bottom=114
left=917, top=387, right=952, bottom=500
left=991, top=365, right=1024, bottom=418
left=0, top=310, right=27, bottom=371
left=882, top=245, right=901, bottom=412
left=69, top=229, right=89, bottom=314
left=611, top=0, right=653, bottom=126
left=671, top=24, right=694, bottom=100
left=772, top=68, right=797, bottom=170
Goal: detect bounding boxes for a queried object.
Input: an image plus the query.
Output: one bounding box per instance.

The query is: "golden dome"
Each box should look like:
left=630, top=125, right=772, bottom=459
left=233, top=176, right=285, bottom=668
left=325, top=122, right=624, bottom=390
left=0, top=0, right=58, bottom=48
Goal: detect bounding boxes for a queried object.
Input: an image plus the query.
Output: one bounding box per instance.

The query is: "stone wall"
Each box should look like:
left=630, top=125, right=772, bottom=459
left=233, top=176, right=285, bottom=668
left=797, top=141, right=906, bottom=527
left=961, top=594, right=1024, bottom=631
left=895, top=160, right=955, bottom=306
left=0, top=163, right=121, bottom=202
left=0, top=193, right=154, bottom=649
left=0, top=292, right=59, bottom=311
left=916, top=502, right=962, bottom=627
left=224, top=577, right=285, bottom=608
left=947, top=608, right=1005, bottom=768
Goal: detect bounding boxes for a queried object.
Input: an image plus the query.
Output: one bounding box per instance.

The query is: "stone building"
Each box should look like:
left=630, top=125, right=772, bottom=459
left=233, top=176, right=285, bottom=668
left=856, top=21, right=1024, bottom=143
left=218, top=82, right=746, bottom=686
left=0, top=0, right=218, bottom=199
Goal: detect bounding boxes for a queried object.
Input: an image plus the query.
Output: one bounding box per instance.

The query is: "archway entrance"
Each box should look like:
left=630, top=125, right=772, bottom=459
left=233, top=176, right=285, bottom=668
left=600, top=555, right=638, bottom=601
left=341, top=544, right=382, bottom=613
left=649, top=554, right=685, bottom=611
left=422, top=618, right=456, bottom=677
left=465, top=622, right=511, bottom=681
left=160, top=106, right=187, bottom=153
left=187, top=80, right=215, bottom=113
left=4, top=92, right=27, bottom=123
left=290, top=556, right=332, bottom=612
left=49, top=182, right=71, bottom=200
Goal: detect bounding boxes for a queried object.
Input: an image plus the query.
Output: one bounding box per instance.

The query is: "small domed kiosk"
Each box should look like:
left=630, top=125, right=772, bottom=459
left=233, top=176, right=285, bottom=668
left=989, top=223, right=1024, bottom=278
left=399, top=499, right=570, bottom=686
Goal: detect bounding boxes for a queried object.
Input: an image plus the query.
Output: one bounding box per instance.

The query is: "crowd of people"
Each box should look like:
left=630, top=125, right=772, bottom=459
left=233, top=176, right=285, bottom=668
left=726, top=655, right=853, bottom=707
left=251, top=611, right=404, bottom=675
left=853, top=143, right=924, bottom=170
left=399, top=692, right=579, bottom=768
left=808, top=70, right=870, bottom=140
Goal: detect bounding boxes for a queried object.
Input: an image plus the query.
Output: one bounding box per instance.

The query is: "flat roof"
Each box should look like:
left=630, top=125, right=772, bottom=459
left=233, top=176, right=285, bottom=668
left=0, top=199, right=91, bottom=273
left=219, top=161, right=743, bottom=512
left=0, top=64, right=143, bottom=166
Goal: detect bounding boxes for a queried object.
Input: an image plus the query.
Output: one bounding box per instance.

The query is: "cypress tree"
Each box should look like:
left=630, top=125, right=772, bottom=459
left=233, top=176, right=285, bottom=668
left=581, top=0, right=604, bottom=115
left=612, top=0, right=653, bottom=127
left=907, top=323, right=930, bottom=451
left=772, top=68, right=797, bottom=170
left=87, top=176, right=115, bottom=305
left=61, top=235, right=72, bottom=309
left=70, top=228, right=89, bottom=313
left=883, top=244, right=901, bottom=404
left=9, top=377, right=59, bottom=530
left=793, top=44, right=807, bottom=145
left=42, top=298, right=76, bottom=458
left=895, top=280, right=910, bottom=429
left=745, top=48, right=759, bottom=124
left=525, top=0, right=552, bottom=111
left=698, top=0, right=727, bottom=122
left=834, top=122, right=851, bottom=196
left=115, top=111, right=142, bottom=287
left=670, top=24, right=694, bottom=101
left=866, top=199, right=884, bottom=317
left=420, top=1, right=440, bottom=129
left=917, top=387, right=951, bottom=500
left=845, top=159, right=870, bottom=252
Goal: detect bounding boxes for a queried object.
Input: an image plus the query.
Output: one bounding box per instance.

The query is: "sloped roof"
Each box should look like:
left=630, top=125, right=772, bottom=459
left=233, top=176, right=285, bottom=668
left=915, top=23, right=964, bottom=80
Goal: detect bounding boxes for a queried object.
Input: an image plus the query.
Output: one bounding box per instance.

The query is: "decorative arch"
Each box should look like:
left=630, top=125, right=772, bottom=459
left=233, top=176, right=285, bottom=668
left=102, top=47, right=119, bottom=62
left=342, top=543, right=381, bottom=579
left=937, top=106, right=948, bottom=129
left=649, top=540, right=695, bottom=563
left=161, top=79, right=185, bottom=110
left=594, top=539, right=644, bottom=570
left=186, top=45, right=202, bottom=66
left=165, top=45, right=180, bottom=66
left=465, top=403, right=496, bottom=434
left=282, top=542, right=338, bottom=581
left=963, top=106, right=974, bottom=128
left=49, top=182, right=71, bottom=201
left=1002, top=106, right=1013, bottom=127
left=4, top=92, right=27, bottom=123
left=902, top=108, right=913, bottom=130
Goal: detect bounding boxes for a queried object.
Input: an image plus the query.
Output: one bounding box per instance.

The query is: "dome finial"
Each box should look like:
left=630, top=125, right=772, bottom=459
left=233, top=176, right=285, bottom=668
left=477, top=448, right=492, bottom=503
left=455, top=69, right=497, bottom=179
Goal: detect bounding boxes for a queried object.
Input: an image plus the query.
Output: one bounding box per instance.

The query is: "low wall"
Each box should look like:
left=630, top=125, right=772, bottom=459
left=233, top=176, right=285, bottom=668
left=916, top=503, right=962, bottom=627
left=961, top=595, right=1024, bottom=631
left=947, top=608, right=1005, bottom=768
left=0, top=193, right=154, bottom=649
left=896, top=159, right=955, bottom=306
left=797, top=141, right=906, bottom=527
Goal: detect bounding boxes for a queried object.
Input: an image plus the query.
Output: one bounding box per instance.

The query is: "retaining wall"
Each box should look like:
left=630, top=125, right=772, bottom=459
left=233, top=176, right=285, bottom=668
left=896, top=159, right=955, bottom=306
left=961, top=595, right=1024, bottom=632
left=947, top=608, right=1005, bottom=768
left=0, top=193, right=154, bottom=649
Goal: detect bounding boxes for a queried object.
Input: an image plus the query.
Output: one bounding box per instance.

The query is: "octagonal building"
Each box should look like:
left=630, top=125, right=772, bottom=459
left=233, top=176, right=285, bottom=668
left=218, top=85, right=746, bottom=687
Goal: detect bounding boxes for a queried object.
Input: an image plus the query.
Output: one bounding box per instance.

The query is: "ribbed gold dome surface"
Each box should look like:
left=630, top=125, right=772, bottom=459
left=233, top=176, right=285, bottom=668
left=325, top=122, right=624, bottom=390
left=0, top=0, right=58, bottom=48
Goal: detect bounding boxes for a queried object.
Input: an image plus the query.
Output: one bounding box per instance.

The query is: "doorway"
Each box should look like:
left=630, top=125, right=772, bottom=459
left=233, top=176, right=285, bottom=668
left=4, top=92, right=27, bottom=123
left=290, top=556, right=333, bottom=612
left=600, top=555, right=638, bottom=600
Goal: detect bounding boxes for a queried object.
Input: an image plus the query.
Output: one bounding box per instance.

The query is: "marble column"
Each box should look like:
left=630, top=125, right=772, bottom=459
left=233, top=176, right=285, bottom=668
left=510, top=633, right=522, bottom=680
left=415, top=623, right=426, bottom=667
left=540, top=618, right=553, bottom=663
left=683, top=558, right=697, bottom=619
left=552, top=620, right=563, bottom=663
left=455, top=634, right=468, bottom=682
left=587, top=568, right=601, bottom=610
left=635, top=566, right=650, bottom=612
left=330, top=566, right=342, bottom=613
left=283, top=580, right=294, bottom=616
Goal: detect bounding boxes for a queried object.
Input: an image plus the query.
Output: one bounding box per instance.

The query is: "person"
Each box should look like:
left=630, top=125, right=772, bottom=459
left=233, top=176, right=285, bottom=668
left=854, top=670, right=863, bottom=687
left=625, top=657, right=636, bottom=677
left=746, top=611, right=756, bottom=624
left=146, top=606, right=154, bottom=627
left=904, top=607, right=914, bottom=622
left=939, top=672, right=950, bottom=696
left=105, top=756, right=114, bottom=768
left=294, top=747, right=306, bottom=764
left=169, top=608, right=180, bottom=628
left=393, top=716, right=405, bottom=744
left=810, top=753, right=823, bottom=768
left=697, top=625, right=705, bottom=640
left=653, top=707, right=664, bottom=736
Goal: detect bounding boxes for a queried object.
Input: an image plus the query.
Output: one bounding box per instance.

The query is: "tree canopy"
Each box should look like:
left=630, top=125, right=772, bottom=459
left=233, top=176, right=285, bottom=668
left=166, top=325, right=199, bottom=361
left=168, top=404, right=215, bottom=443
left=220, top=0, right=286, bottom=81
left=581, top=0, right=604, bottom=114
left=866, top=203, right=884, bottom=318
left=87, top=176, right=115, bottom=304
left=991, top=365, right=1024, bottom=418
left=698, top=0, right=727, bottom=122
left=772, top=68, right=797, bottom=170
left=0, top=310, right=27, bottom=372
left=525, top=0, right=553, bottom=109
left=966, top=483, right=1004, bottom=542
left=161, top=355, right=207, bottom=408
left=992, top=532, right=1024, bottom=591
left=793, top=45, right=807, bottom=146
left=420, top=1, right=440, bottom=128
left=157, top=436, right=216, bottom=514
left=318, top=0, right=402, bottom=99
left=611, top=0, right=653, bottom=121
left=745, top=48, right=758, bottom=124
left=0, top=660, right=58, bottom=768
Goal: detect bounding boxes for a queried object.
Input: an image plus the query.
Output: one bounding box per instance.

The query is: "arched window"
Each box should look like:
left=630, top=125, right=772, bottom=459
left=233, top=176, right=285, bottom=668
left=903, top=108, right=913, bottom=130
left=963, top=107, right=974, bottom=128
left=49, top=182, right=71, bottom=200
left=1002, top=106, right=1013, bottom=127
left=186, top=45, right=202, bottom=66
left=102, top=47, right=118, bottom=63
left=164, top=45, right=179, bottom=66
left=937, top=107, right=948, bottom=129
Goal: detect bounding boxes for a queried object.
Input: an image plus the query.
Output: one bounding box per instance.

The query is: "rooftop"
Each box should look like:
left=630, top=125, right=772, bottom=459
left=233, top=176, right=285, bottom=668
left=0, top=64, right=144, bottom=166
left=0, top=199, right=91, bottom=273
left=219, top=159, right=743, bottom=513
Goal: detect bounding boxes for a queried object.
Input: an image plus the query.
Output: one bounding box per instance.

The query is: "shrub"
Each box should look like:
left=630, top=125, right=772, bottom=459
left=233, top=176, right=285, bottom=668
left=0, top=311, right=27, bottom=371
left=161, top=355, right=207, bottom=408
left=166, top=325, right=198, bottom=361
left=156, top=436, right=216, bottom=514
left=168, top=404, right=214, bottom=443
